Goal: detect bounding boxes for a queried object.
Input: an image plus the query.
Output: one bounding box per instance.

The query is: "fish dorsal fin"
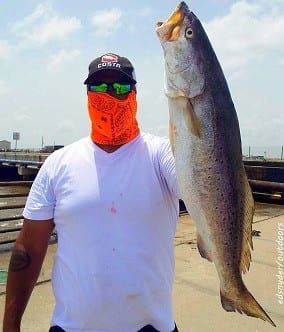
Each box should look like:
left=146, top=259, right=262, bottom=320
left=182, top=98, right=202, bottom=138
left=239, top=179, right=255, bottom=274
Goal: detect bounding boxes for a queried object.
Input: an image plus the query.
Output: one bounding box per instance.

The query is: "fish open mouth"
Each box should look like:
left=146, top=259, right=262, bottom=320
left=156, top=2, right=188, bottom=41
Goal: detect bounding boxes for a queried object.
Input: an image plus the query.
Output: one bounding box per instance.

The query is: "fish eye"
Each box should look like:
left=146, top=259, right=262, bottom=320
left=185, top=27, right=193, bottom=38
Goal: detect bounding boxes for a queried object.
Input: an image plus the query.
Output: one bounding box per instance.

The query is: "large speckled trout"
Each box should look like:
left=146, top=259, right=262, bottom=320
left=156, top=1, right=275, bottom=327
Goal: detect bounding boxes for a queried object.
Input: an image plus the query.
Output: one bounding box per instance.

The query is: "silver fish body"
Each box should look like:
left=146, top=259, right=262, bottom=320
left=156, top=1, right=275, bottom=327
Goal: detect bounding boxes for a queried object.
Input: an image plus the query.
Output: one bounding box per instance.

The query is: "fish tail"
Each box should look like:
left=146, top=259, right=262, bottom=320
left=220, top=288, right=276, bottom=327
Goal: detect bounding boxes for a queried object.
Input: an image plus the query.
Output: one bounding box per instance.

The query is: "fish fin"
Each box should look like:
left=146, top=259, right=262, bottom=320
left=197, top=232, right=212, bottom=262
left=220, top=287, right=276, bottom=327
left=182, top=99, right=202, bottom=138
left=239, top=180, right=255, bottom=274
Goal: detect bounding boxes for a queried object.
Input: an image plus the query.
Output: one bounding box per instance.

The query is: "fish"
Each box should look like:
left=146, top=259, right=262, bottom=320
left=156, top=1, right=276, bottom=327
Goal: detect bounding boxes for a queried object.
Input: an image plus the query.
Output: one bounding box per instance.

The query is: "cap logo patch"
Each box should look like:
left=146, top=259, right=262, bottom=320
left=101, top=54, right=118, bottom=63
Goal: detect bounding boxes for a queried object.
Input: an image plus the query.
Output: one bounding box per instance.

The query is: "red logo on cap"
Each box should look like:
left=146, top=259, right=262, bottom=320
left=101, top=54, right=118, bottom=63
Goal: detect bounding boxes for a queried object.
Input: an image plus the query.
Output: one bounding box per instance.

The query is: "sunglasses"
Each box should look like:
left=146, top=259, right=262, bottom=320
left=87, top=82, right=133, bottom=95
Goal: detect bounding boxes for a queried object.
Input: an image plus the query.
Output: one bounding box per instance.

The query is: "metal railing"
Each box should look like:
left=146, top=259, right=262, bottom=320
left=0, top=181, right=32, bottom=247
left=0, top=162, right=283, bottom=249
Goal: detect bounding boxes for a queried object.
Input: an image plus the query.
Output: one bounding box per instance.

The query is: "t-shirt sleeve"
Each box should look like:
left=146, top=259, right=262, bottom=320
left=23, top=158, right=56, bottom=220
left=157, top=138, right=181, bottom=199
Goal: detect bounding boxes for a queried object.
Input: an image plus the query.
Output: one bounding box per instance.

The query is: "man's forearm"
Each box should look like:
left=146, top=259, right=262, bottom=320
left=3, top=243, right=46, bottom=331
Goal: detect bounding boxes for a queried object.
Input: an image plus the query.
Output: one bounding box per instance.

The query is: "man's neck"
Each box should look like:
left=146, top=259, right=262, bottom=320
left=95, top=143, right=123, bottom=153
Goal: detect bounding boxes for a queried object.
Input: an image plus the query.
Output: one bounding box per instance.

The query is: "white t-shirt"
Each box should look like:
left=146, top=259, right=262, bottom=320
left=23, top=133, right=180, bottom=332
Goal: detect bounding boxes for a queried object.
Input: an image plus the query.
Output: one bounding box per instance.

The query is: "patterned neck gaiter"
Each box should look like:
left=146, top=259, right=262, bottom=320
left=87, top=91, right=140, bottom=145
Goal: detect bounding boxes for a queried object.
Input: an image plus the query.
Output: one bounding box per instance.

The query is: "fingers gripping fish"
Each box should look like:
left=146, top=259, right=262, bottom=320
left=156, top=1, right=275, bottom=327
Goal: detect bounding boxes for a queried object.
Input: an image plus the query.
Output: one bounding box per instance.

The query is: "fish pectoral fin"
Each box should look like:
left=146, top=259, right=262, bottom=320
left=220, top=287, right=276, bottom=327
left=183, top=99, right=202, bottom=138
left=197, top=232, right=212, bottom=262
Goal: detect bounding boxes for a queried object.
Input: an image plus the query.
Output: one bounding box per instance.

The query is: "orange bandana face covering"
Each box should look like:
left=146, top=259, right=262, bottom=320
left=87, top=91, right=140, bottom=145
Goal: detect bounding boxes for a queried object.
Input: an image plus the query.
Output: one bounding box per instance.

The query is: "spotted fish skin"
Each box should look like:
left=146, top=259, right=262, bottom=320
left=156, top=1, right=275, bottom=327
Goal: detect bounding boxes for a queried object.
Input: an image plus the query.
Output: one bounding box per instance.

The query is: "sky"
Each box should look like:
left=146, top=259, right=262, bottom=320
left=0, top=0, right=283, bottom=158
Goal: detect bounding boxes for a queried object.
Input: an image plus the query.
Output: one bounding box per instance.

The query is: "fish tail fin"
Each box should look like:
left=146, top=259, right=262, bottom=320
left=220, top=288, right=276, bottom=327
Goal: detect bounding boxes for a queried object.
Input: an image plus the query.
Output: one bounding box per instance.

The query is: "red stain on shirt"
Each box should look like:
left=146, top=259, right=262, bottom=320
left=110, top=202, right=117, bottom=214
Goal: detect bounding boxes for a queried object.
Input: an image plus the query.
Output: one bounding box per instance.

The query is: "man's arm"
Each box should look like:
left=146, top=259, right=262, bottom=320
left=3, top=218, right=55, bottom=332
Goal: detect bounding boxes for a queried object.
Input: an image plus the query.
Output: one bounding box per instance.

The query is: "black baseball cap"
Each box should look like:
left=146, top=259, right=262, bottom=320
left=84, top=53, right=137, bottom=84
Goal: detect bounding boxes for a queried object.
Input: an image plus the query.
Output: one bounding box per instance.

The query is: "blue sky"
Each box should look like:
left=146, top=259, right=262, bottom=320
left=0, top=0, right=283, bottom=157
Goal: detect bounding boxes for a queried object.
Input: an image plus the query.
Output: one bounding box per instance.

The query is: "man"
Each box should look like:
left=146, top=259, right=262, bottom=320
left=3, top=53, right=180, bottom=332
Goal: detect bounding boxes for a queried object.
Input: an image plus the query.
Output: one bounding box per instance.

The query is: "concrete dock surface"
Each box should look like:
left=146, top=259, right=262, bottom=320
left=0, top=202, right=284, bottom=331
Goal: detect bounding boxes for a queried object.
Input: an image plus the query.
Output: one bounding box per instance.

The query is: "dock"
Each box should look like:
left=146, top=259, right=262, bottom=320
left=1, top=153, right=284, bottom=202
left=0, top=153, right=283, bottom=330
left=0, top=203, right=283, bottom=331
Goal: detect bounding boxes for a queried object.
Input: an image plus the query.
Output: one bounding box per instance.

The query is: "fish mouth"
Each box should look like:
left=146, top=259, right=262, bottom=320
left=156, top=1, right=189, bottom=41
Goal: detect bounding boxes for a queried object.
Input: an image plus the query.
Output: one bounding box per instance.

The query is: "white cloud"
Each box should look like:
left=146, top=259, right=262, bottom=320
left=90, top=8, right=122, bottom=37
left=47, top=49, right=81, bottom=71
left=0, top=80, right=11, bottom=96
left=0, top=40, right=12, bottom=59
left=205, top=0, right=284, bottom=76
left=12, top=3, right=51, bottom=31
left=28, top=16, right=81, bottom=45
left=12, top=3, right=81, bottom=46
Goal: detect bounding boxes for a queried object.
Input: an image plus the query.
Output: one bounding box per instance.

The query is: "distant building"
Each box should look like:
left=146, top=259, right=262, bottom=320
left=40, top=145, right=64, bottom=153
left=0, top=140, right=11, bottom=151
